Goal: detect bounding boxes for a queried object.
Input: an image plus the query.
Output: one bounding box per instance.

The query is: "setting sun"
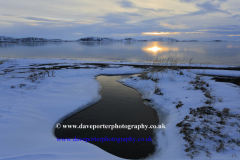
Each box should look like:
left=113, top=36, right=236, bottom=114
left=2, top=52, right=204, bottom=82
left=142, top=42, right=179, bottom=55
left=147, top=46, right=162, bottom=52
left=142, top=32, right=180, bottom=35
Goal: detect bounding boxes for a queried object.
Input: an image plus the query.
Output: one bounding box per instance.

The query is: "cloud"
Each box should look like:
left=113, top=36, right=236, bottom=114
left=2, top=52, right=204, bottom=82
left=112, top=33, right=139, bottom=37
left=179, top=0, right=194, bottom=2
left=100, top=13, right=129, bottom=24
left=206, top=25, right=240, bottom=31
left=161, top=23, right=188, bottom=29
left=24, top=17, right=60, bottom=22
left=199, top=29, right=232, bottom=31
left=141, top=32, right=204, bottom=36
left=1, top=14, right=14, bottom=17
left=195, top=25, right=240, bottom=38
left=136, top=17, right=166, bottom=26
left=19, top=16, right=93, bottom=26
left=232, top=14, right=240, bottom=18
left=184, top=32, right=202, bottom=34
left=179, top=0, right=228, bottom=4
left=117, top=0, right=172, bottom=14
left=142, top=32, right=181, bottom=35
left=0, top=0, right=239, bottom=41
left=178, top=0, right=230, bottom=15
left=197, top=2, right=229, bottom=13
left=122, top=12, right=142, bottom=16
left=189, top=1, right=231, bottom=15
left=99, top=12, right=142, bottom=25
left=141, top=8, right=173, bottom=13
left=118, top=0, right=135, bottom=8
left=218, top=0, right=228, bottom=3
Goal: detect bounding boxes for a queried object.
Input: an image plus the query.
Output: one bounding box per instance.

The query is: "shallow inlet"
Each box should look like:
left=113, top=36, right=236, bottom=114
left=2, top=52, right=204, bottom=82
left=55, top=75, right=160, bottom=159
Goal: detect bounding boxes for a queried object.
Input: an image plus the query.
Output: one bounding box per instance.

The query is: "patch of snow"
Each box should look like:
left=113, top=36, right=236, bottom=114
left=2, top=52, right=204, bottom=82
left=119, top=69, right=240, bottom=160
left=0, top=58, right=142, bottom=160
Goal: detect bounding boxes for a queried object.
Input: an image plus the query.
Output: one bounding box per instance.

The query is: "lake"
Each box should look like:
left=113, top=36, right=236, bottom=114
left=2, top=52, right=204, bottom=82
left=0, top=41, right=240, bottom=66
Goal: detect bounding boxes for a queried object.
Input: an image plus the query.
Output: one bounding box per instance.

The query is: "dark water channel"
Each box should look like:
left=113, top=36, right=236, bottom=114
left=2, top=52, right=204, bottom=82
left=211, top=76, right=240, bottom=86
left=54, top=75, right=159, bottom=159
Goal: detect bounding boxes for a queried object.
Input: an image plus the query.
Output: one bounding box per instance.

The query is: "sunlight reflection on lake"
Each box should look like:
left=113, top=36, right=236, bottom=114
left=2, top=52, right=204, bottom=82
left=142, top=42, right=179, bottom=55
left=0, top=41, right=240, bottom=66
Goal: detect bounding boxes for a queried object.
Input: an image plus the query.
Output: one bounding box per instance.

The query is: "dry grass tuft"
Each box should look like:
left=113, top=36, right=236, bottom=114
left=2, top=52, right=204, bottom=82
left=0, top=59, right=8, bottom=65
left=27, top=69, right=55, bottom=82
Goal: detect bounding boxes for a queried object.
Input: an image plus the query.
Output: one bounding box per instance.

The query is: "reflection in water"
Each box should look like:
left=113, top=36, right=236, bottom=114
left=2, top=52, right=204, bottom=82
left=227, top=45, right=240, bottom=49
left=78, top=41, right=114, bottom=46
left=147, top=46, right=162, bottom=52
left=142, top=42, right=179, bottom=55
left=0, top=42, right=61, bottom=48
left=77, top=41, right=138, bottom=46
left=184, top=48, right=206, bottom=54
left=0, top=41, right=240, bottom=65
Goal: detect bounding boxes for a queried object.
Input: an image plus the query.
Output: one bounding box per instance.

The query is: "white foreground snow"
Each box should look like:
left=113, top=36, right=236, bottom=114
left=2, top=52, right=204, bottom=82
left=0, top=58, right=239, bottom=160
left=0, top=58, right=141, bottom=160
left=119, top=69, right=240, bottom=160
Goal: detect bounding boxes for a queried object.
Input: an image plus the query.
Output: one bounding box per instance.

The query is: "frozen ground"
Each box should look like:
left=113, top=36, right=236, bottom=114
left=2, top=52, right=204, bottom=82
left=119, top=69, right=240, bottom=160
left=0, top=58, right=240, bottom=160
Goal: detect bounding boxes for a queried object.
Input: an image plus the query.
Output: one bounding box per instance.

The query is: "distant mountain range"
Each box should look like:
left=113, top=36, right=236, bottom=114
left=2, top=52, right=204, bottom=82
left=0, top=36, right=230, bottom=43
left=0, top=36, right=67, bottom=42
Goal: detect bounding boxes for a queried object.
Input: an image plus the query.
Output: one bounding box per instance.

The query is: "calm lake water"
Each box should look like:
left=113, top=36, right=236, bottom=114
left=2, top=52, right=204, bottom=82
left=0, top=41, right=240, bottom=66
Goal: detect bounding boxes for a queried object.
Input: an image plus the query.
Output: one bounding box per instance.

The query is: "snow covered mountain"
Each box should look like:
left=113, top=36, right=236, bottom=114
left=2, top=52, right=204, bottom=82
left=206, top=40, right=227, bottom=42
left=121, top=38, right=138, bottom=41
left=0, top=36, right=16, bottom=42
left=0, top=36, right=64, bottom=42
left=77, top=37, right=118, bottom=41
left=150, top=37, right=179, bottom=42
left=182, top=40, right=199, bottom=42
left=77, top=37, right=140, bottom=41
left=18, top=37, right=62, bottom=42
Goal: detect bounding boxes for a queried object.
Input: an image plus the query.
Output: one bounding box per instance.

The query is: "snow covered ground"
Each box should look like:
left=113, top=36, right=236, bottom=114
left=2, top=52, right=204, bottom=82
left=0, top=58, right=240, bottom=160
left=119, top=69, right=240, bottom=159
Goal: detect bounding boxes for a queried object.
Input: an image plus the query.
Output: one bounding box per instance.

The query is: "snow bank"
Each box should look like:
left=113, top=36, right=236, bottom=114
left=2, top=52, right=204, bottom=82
left=0, top=58, right=142, bottom=160
left=119, top=69, right=240, bottom=160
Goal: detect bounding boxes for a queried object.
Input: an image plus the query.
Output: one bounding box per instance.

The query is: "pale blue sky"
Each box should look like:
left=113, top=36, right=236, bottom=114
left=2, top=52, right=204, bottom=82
left=0, top=0, right=240, bottom=40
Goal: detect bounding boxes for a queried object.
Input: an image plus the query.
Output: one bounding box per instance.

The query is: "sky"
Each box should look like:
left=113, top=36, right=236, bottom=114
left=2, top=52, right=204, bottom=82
left=0, top=0, right=240, bottom=41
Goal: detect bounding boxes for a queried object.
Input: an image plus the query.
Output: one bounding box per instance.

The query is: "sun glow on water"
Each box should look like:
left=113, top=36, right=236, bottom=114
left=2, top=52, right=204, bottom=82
left=142, top=42, right=179, bottom=55
left=147, top=46, right=162, bottom=52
